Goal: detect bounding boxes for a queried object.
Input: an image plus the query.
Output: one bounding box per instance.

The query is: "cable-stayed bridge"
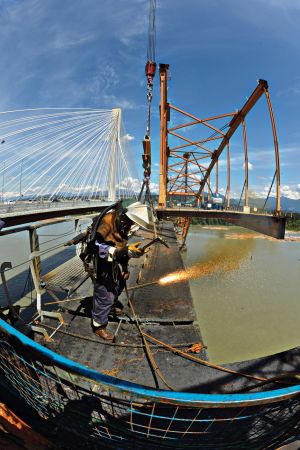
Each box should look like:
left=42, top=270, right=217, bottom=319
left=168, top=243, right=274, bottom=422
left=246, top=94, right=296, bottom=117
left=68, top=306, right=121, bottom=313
left=0, top=107, right=140, bottom=226
left=0, top=107, right=138, bottom=200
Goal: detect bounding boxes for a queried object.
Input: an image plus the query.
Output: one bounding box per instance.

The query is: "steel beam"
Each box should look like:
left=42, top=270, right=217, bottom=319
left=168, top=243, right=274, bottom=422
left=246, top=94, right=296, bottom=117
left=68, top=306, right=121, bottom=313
left=156, top=208, right=286, bottom=239
left=264, top=89, right=281, bottom=214
left=158, top=64, right=169, bottom=208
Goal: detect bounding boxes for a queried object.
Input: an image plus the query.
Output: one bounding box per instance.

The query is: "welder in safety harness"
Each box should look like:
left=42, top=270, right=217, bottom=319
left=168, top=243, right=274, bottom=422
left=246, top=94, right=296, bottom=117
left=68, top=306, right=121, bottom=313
left=90, top=201, right=152, bottom=340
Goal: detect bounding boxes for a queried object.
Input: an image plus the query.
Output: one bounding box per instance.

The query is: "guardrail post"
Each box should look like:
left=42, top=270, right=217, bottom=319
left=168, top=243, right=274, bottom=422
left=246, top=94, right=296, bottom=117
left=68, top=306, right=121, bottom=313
left=0, top=262, right=13, bottom=308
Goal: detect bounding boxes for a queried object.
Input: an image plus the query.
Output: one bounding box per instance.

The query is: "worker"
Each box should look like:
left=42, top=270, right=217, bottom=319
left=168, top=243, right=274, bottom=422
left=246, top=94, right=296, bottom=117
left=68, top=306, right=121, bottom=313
left=91, top=202, right=152, bottom=340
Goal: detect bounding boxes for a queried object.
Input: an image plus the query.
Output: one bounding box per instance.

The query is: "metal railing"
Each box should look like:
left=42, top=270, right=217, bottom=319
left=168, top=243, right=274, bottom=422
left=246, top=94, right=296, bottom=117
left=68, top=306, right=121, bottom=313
left=0, top=318, right=299, bottom=449
left=0, top=200, right=112, bottom=215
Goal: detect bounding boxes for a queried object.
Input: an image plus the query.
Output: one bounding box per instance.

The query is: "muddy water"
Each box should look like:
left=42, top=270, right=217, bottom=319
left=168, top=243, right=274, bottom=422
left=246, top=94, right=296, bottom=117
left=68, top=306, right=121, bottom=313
left=182, top=226, right=300, bottom=365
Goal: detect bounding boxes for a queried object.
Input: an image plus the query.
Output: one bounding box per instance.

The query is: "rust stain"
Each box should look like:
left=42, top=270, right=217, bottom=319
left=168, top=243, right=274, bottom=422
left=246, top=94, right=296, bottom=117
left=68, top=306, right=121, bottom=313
left=187, top=343, right=207, bottom=354
left=101, top=368, right=120, bottom=377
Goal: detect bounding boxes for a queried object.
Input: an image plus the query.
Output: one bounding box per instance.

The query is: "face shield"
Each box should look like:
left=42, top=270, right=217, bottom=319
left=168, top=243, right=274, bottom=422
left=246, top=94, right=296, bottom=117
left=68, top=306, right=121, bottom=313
left=125, top=202, right=154, bottom=231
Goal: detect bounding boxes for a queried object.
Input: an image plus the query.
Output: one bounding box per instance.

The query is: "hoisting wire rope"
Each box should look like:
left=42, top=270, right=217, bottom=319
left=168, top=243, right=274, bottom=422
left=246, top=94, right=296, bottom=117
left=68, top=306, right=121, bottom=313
left=137, top=0, right=158, bottom=238
left=145, top=0, right=156, bottom=138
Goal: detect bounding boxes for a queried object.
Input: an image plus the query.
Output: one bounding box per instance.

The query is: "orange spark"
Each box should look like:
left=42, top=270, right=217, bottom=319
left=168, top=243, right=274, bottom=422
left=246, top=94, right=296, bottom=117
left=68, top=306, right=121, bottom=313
left=159, top=239, right=254, bottom=285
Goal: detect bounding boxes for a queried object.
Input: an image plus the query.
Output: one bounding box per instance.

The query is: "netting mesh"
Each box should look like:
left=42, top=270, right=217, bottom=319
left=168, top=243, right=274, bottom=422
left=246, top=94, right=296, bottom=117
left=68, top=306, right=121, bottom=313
left=0, top=337, right=299, bottom=449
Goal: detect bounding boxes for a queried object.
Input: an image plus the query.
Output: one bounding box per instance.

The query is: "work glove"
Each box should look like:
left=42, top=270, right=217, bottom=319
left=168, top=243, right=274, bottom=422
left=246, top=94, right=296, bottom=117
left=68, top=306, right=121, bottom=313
left=121, top=271, right=130, bottom=280
left=127, top=242, right=144, bottom=258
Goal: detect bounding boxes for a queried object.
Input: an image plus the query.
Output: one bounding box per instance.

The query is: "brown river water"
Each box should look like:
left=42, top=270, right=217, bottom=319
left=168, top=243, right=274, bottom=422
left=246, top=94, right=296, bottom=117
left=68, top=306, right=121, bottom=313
left=182, top=226, right=300, bottom=364
left=0, top=222, right=299, bottom=365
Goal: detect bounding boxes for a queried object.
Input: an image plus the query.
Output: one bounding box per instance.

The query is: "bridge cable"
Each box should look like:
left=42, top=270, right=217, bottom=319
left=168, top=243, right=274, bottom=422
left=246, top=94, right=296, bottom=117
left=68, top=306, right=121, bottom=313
left=237, top=179, right=246, bottom=211
left=0, top=109, right=138, bottom=201
left=261, top=170, right=277, bottom=213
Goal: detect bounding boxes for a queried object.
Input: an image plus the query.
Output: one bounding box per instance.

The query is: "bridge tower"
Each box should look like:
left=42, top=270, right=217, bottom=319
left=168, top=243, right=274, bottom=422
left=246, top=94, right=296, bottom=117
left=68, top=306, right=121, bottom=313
left=108, top=108, right=122, bottom=201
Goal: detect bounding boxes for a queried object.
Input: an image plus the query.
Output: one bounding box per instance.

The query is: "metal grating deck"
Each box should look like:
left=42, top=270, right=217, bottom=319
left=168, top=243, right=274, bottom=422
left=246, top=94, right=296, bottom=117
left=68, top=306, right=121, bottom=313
left=42, top=256, right=89, bottom=295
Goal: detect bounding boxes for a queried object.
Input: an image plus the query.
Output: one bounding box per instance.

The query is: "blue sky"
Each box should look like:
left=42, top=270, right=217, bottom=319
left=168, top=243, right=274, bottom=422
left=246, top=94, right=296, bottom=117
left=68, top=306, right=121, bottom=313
left=0, top=0, right=299, bottom=199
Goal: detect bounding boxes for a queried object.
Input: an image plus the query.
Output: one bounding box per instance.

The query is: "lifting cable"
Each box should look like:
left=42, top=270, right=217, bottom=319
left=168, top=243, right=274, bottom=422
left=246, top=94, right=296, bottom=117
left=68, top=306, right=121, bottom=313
left=145, top=0, right=156, bottom=138
left=138, top=0, right=157, bottom=211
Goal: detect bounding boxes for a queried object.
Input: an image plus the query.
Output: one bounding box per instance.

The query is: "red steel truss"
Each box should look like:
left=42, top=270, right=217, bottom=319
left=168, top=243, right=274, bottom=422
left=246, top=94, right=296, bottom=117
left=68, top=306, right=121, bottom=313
left=157, top=64, right=281, bottom=216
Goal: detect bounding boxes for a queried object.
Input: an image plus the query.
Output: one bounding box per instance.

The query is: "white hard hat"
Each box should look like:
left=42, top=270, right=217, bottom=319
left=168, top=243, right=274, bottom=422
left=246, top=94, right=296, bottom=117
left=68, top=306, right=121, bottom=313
left=125, top=202, right=154, bottom=230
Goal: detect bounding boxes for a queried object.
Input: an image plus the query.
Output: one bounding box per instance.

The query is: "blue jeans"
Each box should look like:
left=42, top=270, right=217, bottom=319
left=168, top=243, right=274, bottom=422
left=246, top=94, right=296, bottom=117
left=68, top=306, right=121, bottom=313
left=92, top=278, right=125, bottom=328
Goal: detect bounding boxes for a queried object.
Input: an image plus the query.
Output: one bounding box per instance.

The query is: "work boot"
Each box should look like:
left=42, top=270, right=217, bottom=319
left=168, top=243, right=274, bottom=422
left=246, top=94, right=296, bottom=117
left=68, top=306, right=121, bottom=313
left=95, top=327, right=114, bottom=341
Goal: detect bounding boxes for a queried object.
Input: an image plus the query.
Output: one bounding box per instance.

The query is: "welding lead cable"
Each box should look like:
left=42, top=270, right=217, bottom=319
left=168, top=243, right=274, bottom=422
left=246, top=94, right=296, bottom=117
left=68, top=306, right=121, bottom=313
left=125, top=283, right=174, bottom=391
left=39, top=323, right=194, bottom=349
left=231, top=373, right=300, bottom=393
left=142, top=333, right=270, bottom=383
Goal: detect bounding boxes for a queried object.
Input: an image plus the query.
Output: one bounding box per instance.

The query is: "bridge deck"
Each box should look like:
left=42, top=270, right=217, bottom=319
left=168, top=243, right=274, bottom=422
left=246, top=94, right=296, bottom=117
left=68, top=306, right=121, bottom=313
left=42, top=256, right=89, bottom=295
left=31, top=221, right=206, bottom=391
left=27, top=221, right=299, bottom=394
left=0, top=201, right=113, bottom=228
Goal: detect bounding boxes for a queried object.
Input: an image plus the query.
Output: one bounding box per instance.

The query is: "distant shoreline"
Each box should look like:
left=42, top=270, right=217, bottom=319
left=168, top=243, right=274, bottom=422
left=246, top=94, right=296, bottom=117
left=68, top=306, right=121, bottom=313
left=191, top=224, right=300, bottom=241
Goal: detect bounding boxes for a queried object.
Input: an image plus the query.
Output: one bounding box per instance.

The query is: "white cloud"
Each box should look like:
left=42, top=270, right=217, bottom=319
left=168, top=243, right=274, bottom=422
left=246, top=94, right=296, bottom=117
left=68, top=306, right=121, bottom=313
left=102, top=94, right=141, bottom=110
left=280, top=184, right=300, bottom=199
left=250, top=184, right=300, bottom=200
left=149, top=182, right=159, bottom=193
left=243, top=161, right=254, bottom=170
left=118, top=176, right=142, bottom=192
left=52, top=32, right=97, bottom=50
left=123, top=133, right=135, bottom=141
